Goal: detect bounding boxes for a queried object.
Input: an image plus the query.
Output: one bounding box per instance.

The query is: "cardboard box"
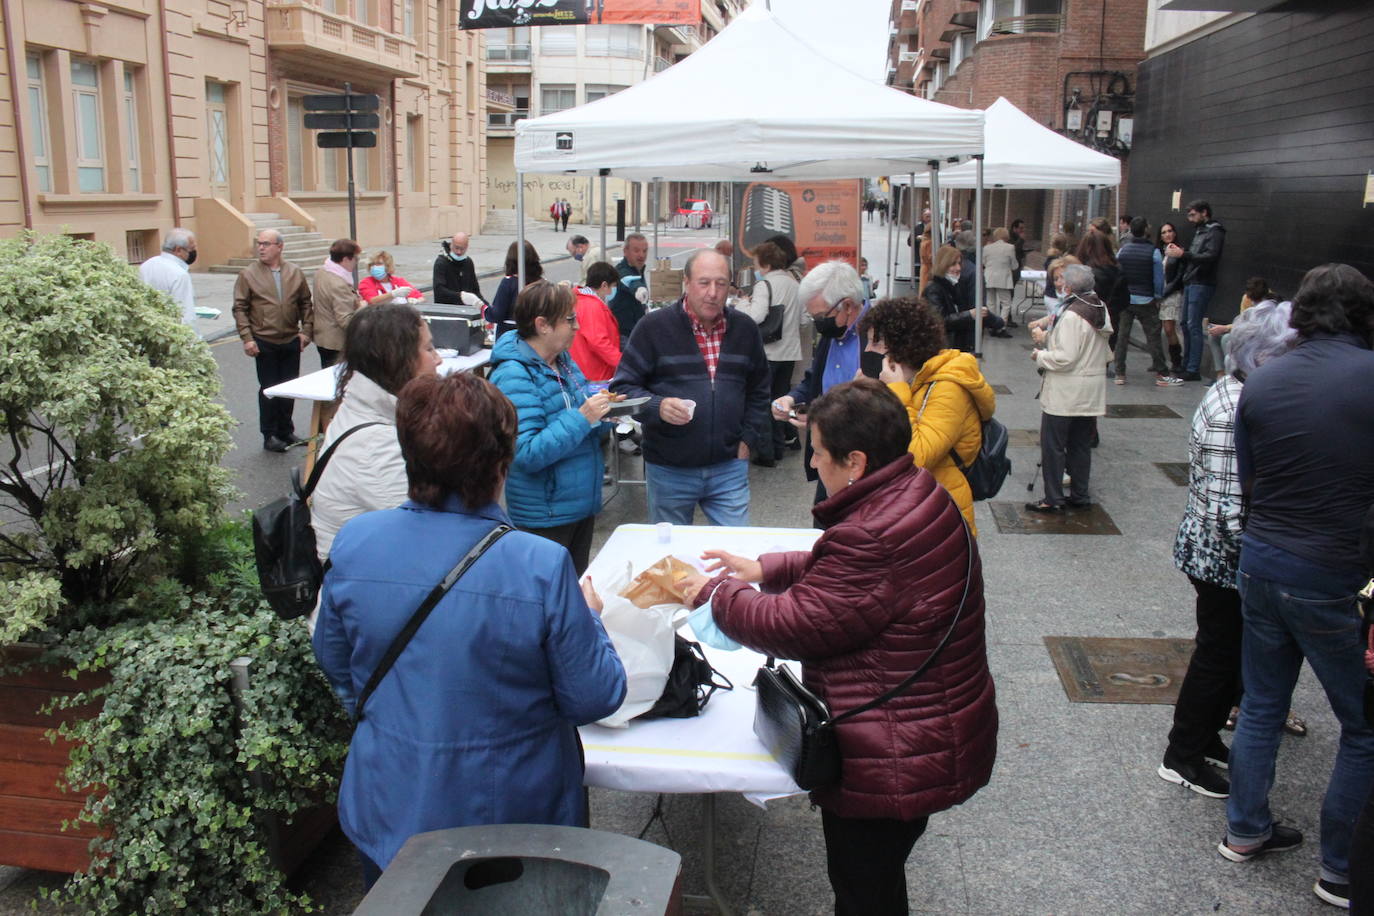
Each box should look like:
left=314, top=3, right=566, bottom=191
left=649, top=258, right=683, bottom=303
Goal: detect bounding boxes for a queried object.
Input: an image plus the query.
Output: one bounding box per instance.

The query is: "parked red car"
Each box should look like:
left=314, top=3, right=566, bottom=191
left=676, top=199, right=713, bottom=229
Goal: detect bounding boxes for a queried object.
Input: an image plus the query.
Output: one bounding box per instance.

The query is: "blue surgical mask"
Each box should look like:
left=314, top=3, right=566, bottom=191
left=449, top=252, right=467, bottom=263
left=687, top=602, right=741, bottom=652
left=573, top=253, right=584, bottom=261
left=370, top=265, right=388, bottom=280
left=753, top=269, right=763, bottom=284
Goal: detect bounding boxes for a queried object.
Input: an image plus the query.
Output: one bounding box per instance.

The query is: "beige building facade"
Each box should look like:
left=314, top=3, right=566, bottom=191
left=1, top=0, right=489, bottom=270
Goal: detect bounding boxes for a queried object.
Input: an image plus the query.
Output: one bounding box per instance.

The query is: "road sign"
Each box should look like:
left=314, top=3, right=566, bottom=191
left=317, top=131, right=377, bottom=149
left=304, top=112, right=380, bottom=131
left=301, top=93, right=380, bottom=112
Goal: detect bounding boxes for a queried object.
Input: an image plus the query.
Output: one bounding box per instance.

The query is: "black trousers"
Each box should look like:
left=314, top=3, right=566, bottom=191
left=317, top=346, right=341, bottom=369
left=767, top=360, right=796, bottom=460
left=525, top=515, right=596, bottom=576
left=1353, top=780, right=1374, bottom=914
left=1166, top=576, right=1243, bottom=762
left=1039, top=413, right=1093, bottom=506
left=254, top=336, right=300, bottom=441
left=821, top=808, right=929, bottom=915
left=1113, top=299, right=1168, bottom=375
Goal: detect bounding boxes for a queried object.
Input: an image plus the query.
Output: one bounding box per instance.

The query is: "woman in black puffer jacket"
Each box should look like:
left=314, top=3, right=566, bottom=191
left=922, top=245, right=975, bottom=352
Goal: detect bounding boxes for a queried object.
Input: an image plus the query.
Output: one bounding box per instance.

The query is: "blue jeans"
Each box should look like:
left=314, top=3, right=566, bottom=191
left=645, top=459, right=750, bottom=526
left=1182, top=284, right=1214, bottom=374
left=1228, top=570, right=1374, bottom=883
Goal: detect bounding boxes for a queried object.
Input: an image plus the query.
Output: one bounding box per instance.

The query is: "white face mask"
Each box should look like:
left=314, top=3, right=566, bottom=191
left=945, top=271, right=960, bottom=283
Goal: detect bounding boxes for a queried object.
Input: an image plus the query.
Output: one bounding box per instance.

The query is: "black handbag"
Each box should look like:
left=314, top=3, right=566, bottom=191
left=752, top=521, right=976, bottom=791
left=638, top=634, right=734, bottom=720
left=251, top=422, right=383, bottom=619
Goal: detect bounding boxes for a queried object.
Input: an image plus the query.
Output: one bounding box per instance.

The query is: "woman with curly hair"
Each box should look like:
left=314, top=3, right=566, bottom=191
left=859, top=297, right=996, bottom=534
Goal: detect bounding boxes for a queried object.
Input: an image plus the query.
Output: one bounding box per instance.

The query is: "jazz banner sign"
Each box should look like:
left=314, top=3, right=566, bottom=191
left=460, top=0, right=700, bottom=28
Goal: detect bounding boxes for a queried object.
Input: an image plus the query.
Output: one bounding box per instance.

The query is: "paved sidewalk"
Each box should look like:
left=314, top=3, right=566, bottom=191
left=186, top=219, right=630, bottom=343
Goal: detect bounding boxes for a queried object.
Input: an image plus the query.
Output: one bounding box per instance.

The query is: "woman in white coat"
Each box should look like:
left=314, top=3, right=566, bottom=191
left=1026, top=264, right=1112, bottom=512
left=310, top=303, right=443, bottom=564
left=983, top=228, right=1020, bottom=328
left=742, top=240, right=804, bottom=465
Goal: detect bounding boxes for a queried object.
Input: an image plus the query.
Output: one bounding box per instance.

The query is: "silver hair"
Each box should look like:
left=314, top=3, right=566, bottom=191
left=1061, top=263, right=1096, bottom=294
left=798, top=260, right=863, bottom=307
left=1225, top=299, right=1297, bottom=376
left=162, top=228, right=195, bottom=252
left=258, top=227, right=283, bottom=245
left=954, top=230, right=976, bottom=253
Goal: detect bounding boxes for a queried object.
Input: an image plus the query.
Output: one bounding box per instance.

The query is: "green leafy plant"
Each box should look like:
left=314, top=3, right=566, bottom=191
left=45, top=523, right=350, bottom=915
left=0, top=231, right=234, bottom=641
left=0, top=235, right=349, bottom=913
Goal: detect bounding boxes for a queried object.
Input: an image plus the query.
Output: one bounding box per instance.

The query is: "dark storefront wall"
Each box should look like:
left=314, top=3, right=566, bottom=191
left=1129, top=0, right=1374, bottom=319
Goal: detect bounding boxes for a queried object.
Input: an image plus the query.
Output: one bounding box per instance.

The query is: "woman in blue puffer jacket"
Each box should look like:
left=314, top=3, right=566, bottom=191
left=489, top=280, right=612, bottom=573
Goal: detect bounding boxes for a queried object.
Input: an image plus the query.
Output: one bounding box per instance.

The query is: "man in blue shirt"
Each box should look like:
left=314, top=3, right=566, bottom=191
left=1222, top=263, right=1374, bottom=911
left=770, top=260, right=870, bottom=503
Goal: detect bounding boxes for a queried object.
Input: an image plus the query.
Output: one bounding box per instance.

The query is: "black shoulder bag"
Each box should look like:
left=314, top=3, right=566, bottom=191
left=252, top=422, right=384, bottom=619
left=755, top=278, right=786, bottom=344
left=752, top=520, right=975, bottom=790
left=353, top=525, right=512, bottom=725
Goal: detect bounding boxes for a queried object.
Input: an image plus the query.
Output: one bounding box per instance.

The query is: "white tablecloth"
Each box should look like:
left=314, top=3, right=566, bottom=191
left=263, top=350, right=492, bottom=402
left=579, top=524, right=822, bottom=800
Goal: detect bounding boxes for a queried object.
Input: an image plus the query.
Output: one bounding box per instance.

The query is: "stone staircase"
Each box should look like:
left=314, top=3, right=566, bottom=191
left=207, top=213, right=332, bottom=274
left=480, top=207, right=544, bottom=235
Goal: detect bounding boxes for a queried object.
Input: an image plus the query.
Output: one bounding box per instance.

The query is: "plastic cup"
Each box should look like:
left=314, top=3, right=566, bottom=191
left=681, top=399, right=696, bottom=421
left=656, top=522, right=672, bottom=543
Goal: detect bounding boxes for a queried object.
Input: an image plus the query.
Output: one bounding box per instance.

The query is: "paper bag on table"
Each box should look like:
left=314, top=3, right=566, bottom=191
left=619, top=555, right=697, bottom=609
left=594, top=564, right=677, bottom=728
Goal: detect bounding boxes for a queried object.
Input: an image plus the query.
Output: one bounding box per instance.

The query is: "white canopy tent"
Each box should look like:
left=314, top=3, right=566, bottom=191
left=890, top=97, right=1122, bottom=342
left=513, top=4, right=985, bottom=182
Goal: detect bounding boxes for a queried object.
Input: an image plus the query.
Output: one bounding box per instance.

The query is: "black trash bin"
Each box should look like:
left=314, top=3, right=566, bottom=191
left=352, top=824, right=682, bottom=916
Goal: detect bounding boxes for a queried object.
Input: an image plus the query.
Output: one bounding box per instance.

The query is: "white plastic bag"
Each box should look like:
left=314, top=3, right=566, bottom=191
left=594, top=562, right=678, bottom=728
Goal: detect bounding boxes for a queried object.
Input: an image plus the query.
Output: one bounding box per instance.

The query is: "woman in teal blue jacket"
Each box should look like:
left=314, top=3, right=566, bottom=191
left=314, top=372, right=625, bottom=886
left=489, top=280, right=612, bottom=573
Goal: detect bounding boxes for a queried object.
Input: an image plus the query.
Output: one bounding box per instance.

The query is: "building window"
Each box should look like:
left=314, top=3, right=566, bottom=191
left=71, top=59, right=105, bottom=192
left=487, top=27, right=531, bottom=61
left=585, top=25, right=643, bottom=58
left=466, top=61, right=477, bottom=111
left=979, top=0, right=1060, bottom=38
left=287, top=95, right=305, bottom=192
left=950, top=31, right=974, bottom=70
left=403, top=0, right=415, bottom=36
left=25, top=53, right=51, bottom=193
left=124, top=67, right=141, bottom=192
left=407, top=115, right=424, bottom=191
left=539, top=26, right=576, bottom=56
left=436, top=0, right=451, bottom=61
left=540, top=84, right=575, bottom=116
left=125, top=229, right=156, bottom=264
left=584, top=83, right=627, bottom=104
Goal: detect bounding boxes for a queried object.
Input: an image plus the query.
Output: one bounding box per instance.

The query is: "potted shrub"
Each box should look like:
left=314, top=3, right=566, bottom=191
left=0, top=233, right=349, bottom=913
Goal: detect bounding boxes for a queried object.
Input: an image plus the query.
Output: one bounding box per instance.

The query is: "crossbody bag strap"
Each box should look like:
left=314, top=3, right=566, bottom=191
left=353, top=524, right=513, bottom=723
left=298, top=421, right=387, bottom=499
left=827, top=519, right=976, bottom=726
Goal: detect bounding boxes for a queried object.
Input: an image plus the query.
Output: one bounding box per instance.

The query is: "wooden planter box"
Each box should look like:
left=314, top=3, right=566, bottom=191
left=0, top=645, right=335, bottom=875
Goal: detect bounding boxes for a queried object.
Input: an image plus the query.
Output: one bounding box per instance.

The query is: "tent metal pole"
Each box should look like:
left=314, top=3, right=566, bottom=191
left=928, top=161, right=943, bottom=250
left=652, top=179, right=660, bottom=263
left=885, top=178, right=896, bottom=297
left=516, top=170, right=526, bottom=288
left=1087, top=184, right=1097, bottom=224
left=600, top=171, right=608, bottom=258
left=908, top=172, right=917, bottom=290
left=974, top=155, right=985, bottom=358
left=1113, top=185, right=1120, bottom=241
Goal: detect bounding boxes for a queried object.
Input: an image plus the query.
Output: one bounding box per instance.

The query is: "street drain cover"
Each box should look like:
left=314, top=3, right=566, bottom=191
left=1043, top=636, right=1195, bottom=704
left=1104, top=404, right=1182, bottom=419
left=1154, top=462, right=1189, bottom=486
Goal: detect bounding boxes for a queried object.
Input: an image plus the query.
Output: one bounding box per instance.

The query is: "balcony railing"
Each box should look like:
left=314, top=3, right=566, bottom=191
left=265, top=1, right=418, bottom=78
left=487, top=110, right=529, bottom=130
left=486, top=87, right=515, bottom=108
left=486, top=44, right=532, bottom=62
left=990, top=14, right=1062, bottom=34
left=653, top=56, right=671, bottom=72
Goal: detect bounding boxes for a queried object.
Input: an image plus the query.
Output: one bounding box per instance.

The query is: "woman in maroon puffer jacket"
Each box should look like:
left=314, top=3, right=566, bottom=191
left=682, top=378, right=998, bottom=916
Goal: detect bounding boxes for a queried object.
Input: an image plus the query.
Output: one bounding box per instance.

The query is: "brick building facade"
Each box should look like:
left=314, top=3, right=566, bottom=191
left=887, top=0, right=1145, bottom=251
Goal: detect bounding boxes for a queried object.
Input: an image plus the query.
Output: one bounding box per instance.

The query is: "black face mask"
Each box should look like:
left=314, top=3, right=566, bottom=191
left=813, top=315, right=845, bottom=339
left=859, top=350, right=885, bottom=379
left=184, top=249, right=198, bottom=266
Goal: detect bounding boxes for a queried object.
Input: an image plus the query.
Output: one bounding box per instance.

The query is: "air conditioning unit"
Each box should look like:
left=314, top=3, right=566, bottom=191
left=901, top=0, right=918, bottom=10
left=899, top=50, right=918, bottom=62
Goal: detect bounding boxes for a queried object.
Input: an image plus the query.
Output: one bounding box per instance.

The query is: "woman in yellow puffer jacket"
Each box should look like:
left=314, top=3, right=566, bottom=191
left=859, top=297, right=996, bottom=534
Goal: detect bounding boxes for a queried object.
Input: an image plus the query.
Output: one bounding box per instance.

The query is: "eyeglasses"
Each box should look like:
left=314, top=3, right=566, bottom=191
left=256, top=240, right=281, bottom=247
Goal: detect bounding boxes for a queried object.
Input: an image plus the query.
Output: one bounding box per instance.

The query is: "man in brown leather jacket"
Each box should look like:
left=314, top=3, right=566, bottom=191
left=232, top=228, right=314, bottom=452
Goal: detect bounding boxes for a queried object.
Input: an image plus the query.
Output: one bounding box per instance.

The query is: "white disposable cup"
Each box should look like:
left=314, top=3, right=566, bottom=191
left=656, top=522, right=672, bottom=543
left=681, top=399, right=696, bottom=421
